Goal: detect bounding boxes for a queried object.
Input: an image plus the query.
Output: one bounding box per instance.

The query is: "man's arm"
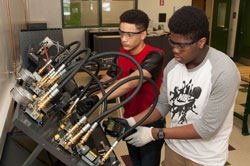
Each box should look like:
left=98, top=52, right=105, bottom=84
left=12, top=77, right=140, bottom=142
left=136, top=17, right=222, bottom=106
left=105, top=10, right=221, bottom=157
left=131, top=107, right=201, bottom=139
left=133, top=107, right=163, bottom=126
left=129, top=60, right=241, bottom=142
left=99, top=74, right=112, bottom=83
left=125, top=108, right=201, bottom=147
left=152, top=124, right=201, bottom=140
left=96, top=50, right=164, bottom=100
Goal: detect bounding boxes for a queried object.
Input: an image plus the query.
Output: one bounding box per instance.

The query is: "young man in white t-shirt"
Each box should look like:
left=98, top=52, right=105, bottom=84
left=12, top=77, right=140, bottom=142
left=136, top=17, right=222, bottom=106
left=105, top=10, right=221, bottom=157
left=125, top=6, right=240, bottom=166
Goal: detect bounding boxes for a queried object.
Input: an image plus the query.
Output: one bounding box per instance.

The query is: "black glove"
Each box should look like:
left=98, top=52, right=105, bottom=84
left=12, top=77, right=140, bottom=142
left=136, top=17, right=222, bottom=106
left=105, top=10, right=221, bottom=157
left=76, top=95, right=99, bottom=116
left=106, top=65, right=117, bottom=78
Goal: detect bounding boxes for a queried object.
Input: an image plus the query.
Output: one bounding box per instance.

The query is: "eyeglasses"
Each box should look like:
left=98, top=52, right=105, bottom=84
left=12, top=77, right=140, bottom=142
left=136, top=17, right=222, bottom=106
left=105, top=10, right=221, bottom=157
left=168, top=38, right=200, bottom=51
left=118, top=28, right=145, bottom=38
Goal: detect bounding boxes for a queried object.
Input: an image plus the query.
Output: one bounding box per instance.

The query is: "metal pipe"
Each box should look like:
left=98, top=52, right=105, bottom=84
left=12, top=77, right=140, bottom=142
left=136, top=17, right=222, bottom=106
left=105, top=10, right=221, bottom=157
left=5, top=0, right=17, bottom=78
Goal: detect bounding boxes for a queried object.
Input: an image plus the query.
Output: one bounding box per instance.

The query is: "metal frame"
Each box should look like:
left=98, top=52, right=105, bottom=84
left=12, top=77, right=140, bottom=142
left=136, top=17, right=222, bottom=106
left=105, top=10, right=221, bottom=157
left=13, top=104, right=118, bottom=166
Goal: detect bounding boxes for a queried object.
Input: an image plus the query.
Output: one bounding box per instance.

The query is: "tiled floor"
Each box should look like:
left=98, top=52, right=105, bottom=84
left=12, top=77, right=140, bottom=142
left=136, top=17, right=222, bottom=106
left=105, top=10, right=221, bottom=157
left=75, top=62, right=250, bottom=166
left=227, top=63, right=250, bottom=166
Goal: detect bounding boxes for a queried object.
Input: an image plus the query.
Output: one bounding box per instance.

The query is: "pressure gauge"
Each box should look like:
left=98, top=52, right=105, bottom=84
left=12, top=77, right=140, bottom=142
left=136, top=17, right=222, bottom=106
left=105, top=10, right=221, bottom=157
left=10, top=85, right=33, bottom=105
left=17, top=67, right=36, bottom=84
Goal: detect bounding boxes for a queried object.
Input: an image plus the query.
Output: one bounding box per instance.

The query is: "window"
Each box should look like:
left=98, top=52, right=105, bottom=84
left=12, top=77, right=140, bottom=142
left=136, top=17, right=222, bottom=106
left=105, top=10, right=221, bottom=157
left=62, top=0, right=137, bottom=28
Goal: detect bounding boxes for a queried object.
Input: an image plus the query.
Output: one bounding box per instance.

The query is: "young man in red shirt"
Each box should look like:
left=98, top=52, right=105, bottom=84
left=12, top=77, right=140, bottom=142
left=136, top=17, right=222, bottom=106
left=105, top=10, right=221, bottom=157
left=77, top=9, right=165, bottom=166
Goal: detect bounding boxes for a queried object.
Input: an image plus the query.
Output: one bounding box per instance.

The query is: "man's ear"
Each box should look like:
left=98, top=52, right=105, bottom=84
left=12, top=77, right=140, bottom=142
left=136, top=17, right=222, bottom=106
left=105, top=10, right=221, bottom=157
left=199, top=37, right=207, bottom=49
left=141, top=31, right=147, bottom=40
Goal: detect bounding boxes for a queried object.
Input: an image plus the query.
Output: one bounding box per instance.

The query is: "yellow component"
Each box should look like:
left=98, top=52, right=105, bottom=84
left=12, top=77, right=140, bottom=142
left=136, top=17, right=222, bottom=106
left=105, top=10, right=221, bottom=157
left=54, top=134, right=60, bottom=140
left=89, top=150, right=97, bottom=158
left=39, top=113, right=44, bottom=118
left=33, top=94, right=37, bottom=99
left=60, top=124, right=65, bottom=129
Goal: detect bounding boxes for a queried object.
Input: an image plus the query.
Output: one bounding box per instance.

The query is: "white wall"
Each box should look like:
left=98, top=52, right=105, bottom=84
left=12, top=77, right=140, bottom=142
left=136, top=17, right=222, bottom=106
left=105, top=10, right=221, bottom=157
left=27, top=0, right=62, bottom=28
left=0, top=0, right=26, bottom=159
left=227, top=0, right=240, bottom=57
left=25, top=0, right=239, bottom=58
left=138, top=0, right=192, bottom=31
left=26, top=0, right=191, bottom=47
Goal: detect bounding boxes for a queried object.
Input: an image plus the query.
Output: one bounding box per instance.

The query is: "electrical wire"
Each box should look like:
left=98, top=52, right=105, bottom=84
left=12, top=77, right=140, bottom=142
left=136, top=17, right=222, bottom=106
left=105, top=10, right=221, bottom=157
left=54, top=41, right=81, bottom=69
left=43, top=46, right=51, bottom=71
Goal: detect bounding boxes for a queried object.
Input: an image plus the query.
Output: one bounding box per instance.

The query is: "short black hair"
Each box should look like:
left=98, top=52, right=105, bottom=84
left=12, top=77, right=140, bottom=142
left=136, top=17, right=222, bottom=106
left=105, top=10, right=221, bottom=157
left=168, top=6, right=209, bottom=41
left=120, top=9, right=149, bottom=31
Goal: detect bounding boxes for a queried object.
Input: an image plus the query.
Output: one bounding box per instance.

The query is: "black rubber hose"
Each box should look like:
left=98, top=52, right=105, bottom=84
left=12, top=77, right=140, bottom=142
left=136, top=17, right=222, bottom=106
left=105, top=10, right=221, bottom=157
left=58, top=48, right=91, bottom=89
left=88, top=76, right=157, bottom=125
left=83, top=51, right=143, bottom=118
left=87, top=61, right=122, bottom=92
left=77, top=60, right=102, bottom=99
left=61, top=59, right=102, bottom=98
left=57, top=63, right=79, bottom=85
left=77, top=67, right=108, bottom=113
left=117, top=76, right=159, bottom=142
left=77, top=62, right=102, bottom=99
left=58, top=48, right=90, bottom=69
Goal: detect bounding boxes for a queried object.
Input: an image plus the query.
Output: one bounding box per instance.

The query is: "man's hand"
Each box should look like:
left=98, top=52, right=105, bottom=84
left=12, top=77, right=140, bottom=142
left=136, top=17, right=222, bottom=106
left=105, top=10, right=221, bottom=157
left=76, top=95, right=99, bottom=116
left=125, top=126, right=155, bottom=147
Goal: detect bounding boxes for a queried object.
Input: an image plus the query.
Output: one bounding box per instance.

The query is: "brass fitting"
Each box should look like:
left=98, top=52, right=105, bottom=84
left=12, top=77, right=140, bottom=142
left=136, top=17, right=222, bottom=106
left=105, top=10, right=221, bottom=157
left=100, top=149, right=113, bottom=165
left=64, top=132, right=82, bottom=150
left=64, top=123, right=80, bottom=139
left=37, top=73, right=49, bottom=88
left=76, top=130, right=92, bottom=147
left=38, top=91, right=50, bottom=105
left=44, top=73, right=59, bottom=89
left=100, top=141, right=106, bottom=150
left=61, top=105, right=76, bottom=124
left=37, top=65, right=47, bottom=75
left=60, top=114, right=70, bottom=125
left=37, top=96, right=51, bottom=111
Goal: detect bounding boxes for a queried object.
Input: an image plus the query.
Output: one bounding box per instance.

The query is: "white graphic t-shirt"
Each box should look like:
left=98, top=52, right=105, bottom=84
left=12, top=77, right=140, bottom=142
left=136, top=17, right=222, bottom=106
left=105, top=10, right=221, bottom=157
left=156, top=47, right=240, bottom=166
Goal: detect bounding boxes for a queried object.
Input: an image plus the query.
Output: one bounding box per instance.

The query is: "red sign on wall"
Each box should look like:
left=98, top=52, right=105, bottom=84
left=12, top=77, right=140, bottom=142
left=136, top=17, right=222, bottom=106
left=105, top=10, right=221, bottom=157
left=160, top=0, right=164, bottom=6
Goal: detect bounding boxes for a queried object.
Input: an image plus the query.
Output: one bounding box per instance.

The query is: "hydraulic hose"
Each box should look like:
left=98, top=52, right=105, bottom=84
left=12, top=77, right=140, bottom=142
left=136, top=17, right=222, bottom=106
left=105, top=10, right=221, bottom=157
left=97, top=76, right=159, bottom=165
left=58, top=48, right=91, bottom=90
left=76, top=60, right=102, bottom=99
left=87, top=61, right=122, bottom=92
left=84, top=51, right=143, bottom=118
left=62, top=51, right=144, bottom=150
left=57, top=48, right=90, bottom=70
left=88, top=75, right=157, bottom=124
left=117, top=76, right=159, bottom=142
left=77, top=67, right=107, bottom=112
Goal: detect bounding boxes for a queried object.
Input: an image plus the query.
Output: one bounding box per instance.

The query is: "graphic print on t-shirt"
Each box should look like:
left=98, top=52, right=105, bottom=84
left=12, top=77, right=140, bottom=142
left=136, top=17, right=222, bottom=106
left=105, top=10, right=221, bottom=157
left=169, top=79, right=202, bottom=124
